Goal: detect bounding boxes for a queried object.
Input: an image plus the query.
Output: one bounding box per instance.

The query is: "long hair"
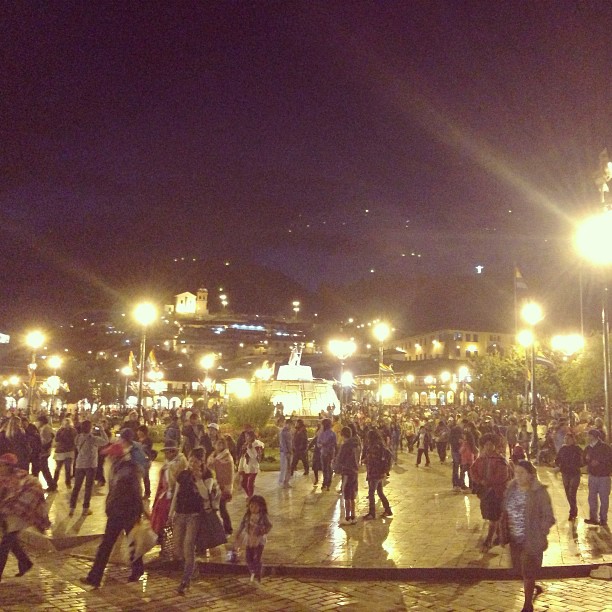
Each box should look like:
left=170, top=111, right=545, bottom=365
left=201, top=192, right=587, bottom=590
left=248, top=494, right=268, bottom=516
left=1, top=416, right=23, bottom=439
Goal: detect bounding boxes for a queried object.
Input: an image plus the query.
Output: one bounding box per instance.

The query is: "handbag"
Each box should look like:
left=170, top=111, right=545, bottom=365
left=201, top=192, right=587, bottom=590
left=195, top=509, right=227, bottom=553
left=127, top=518, right=158, bottom=561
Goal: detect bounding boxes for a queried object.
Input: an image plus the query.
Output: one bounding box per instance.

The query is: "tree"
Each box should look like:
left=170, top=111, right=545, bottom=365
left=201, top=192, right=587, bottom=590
left=227, top=394, right=274, bottom=431
left=558, top=335, right=605, bottom=406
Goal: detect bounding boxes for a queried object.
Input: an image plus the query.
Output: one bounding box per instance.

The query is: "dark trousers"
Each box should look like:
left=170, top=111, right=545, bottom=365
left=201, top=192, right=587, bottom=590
left=87, top=514, right=143, bottom=587
left=142, top=468, right=151, bottom=497
left=562, top=473, right=580, bottom=518
left=0, top=531, right=31, bottom=580
left=451, top=450, right=461, bottom=487
left=416, top=447, right=430, bottom=466
left=219, top=496, right=232, bottom=534
left=291, top=450, right=309, bottom=475
left=54, top=458, right=72, bottom=486
left=70, top=467, right=95, bottom=509
left=96, top=455, right=106, bottom=484
left=241, top=473, right=257, bottom=497
left=321, top=454, right=333, bottom=488
left=245, top=544, right=264, bottom=579
left=436, top=441, right=447, bottom=463
left=33, top=455, right=55, bottom=489
left=367, top=478, right=391, bottom=517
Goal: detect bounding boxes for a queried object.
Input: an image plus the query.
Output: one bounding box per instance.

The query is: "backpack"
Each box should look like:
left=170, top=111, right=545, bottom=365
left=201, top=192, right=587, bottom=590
left=130, top=441, right=151, bottom=472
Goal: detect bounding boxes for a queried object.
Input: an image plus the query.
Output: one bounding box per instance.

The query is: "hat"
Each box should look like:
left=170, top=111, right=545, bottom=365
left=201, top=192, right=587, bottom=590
left=208, top=422, right=219, bottom=430
left=588, top=429, right=602, bottom=440
left=119, top=428, right=135, bottom=443
left=161, top=440, right=179, bottom=451
left=0, top=453, right=18, bottom=466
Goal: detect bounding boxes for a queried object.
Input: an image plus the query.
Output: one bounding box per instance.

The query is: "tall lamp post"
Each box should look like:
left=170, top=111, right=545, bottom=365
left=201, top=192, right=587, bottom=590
left=329, top=339, right=357, bottom=416
left=47, top=355, right=62, bottom=415
left=200, top=353, right=216, bottom=410
left=25, top=330, right=45, bottom=417
left=373, top=322, right=391, bottom=408
left=121, top=365, right=133, bottom=407
left=134, top=302, right=157, bottom=416
left=520, top=301, right=543, bottom=460
left=575, top=149, right=612, bottom=440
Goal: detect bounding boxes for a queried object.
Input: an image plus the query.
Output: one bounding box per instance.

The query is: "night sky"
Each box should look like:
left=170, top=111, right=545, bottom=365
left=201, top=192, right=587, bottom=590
left=2, top=1, right=612, bottom=317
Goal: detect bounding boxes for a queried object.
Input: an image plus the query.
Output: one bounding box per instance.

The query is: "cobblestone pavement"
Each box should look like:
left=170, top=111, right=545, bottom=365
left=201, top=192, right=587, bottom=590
left=0, top=549, right=611, bottom=612
left=39, top=451, right=612, bottom=570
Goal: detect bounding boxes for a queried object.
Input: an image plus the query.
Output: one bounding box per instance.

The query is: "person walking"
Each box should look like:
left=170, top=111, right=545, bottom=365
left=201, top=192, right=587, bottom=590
left=70, top=420, right=109, bottom=516
left=170, top=447, right=216, bottom=595
left=554, top=432, right=583, bottom=521
left=308, top=422, right=322, bottom=486
left=81, top=436, right=144, bottom=588
left=290, top=419, right=309, bottom=476
left=501, top=460, right=555, bottom=612
left=470, top=433, right=513, bottom=551
left=233, top=495, right=272, bottom=583
left=53, top=417, right=77, bottom=489
left=278, top=418, right=294, bottom=488
left=207, top=437, right=234, bottom=535
left=36, top=415, right=56, bottom=492
left=334, top=426, right=360, bottom=524
left=0, top=453, right=50, bottom=581
left=238, top=430, right=264, bottom=498
left=317, top=418, right=337, bottom=491
left=0, top=417, right=30, bottom=471
left=362, top=429, right=392, bottom=520
left=415, top=425, right=431, bottom=467
left=583, top=429, right=612, bottom=527
left=449, top=418, right=463, bottom=490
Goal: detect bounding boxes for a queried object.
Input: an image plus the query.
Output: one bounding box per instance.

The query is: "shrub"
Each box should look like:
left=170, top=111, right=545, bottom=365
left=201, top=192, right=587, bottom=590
left=227, top=394, right=275, bottom=432
left=258, top=424, right=280, bottom=449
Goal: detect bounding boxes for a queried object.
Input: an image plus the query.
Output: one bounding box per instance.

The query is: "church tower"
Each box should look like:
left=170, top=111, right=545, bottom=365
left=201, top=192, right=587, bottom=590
left=195, top=287, right=209, bottom=318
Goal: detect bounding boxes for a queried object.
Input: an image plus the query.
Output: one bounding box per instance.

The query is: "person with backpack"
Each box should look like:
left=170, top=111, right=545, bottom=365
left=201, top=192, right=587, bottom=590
left=362, top=429, right=392, bottom=520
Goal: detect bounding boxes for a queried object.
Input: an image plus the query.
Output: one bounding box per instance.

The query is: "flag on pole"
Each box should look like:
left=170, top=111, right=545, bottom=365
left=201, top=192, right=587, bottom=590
left=514, top=267, right=528, bottom=291
left=379, top=363, right=394, bottom=373
left=128, top=351, right=136, bottom=372
left=148, top=350, right=157, bottom=369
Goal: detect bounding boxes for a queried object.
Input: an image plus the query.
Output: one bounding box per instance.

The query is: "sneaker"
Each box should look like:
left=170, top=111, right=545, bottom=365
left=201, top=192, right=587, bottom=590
left=82, top=508, right=93, bottom=516
left=453, top=486, right=461, bottom=492
left=80, top=576, right=100, bottom=589
left=383, top=509, right=393, bottom=517
left=363, top=514, right=375, bottom=520
left=15, top=561, right=33, bottom=577
left=585, top=518, right=600, bottom=525
left=177, top=581, right=189, bottom=595
left=351, top=518, right=358, bottom=525
left=601, top=522, right=609, bottom=529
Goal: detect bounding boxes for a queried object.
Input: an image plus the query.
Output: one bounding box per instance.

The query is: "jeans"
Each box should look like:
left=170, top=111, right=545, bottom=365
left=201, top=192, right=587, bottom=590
left=562, top=473, right=580, bottom=518
left=246, top=544, right=264, bottom=579
left=416, top=447, right=430, bottom=466
left=291, top=450, right=309, bottom=475
left=321, top=453, right=333, bottom=489
left=219, top=496, right=232, bottom=534
left=451, top=450, right=461, bottom=487
left=367, top=478, right=391, bottom=517
left=436, top=441, right=447, bottom=463
left=87, top=513, right=142, bottom=586
left=173, top=512, right=200, bottom=585
left=588, top=474, right=611, bottom=524
left=0, top=531, right=31, bottom=580
left=33, top=454, right=55, bottom=489
left=70, top=467, right=96, bottom=509
left=279, top=451, right=292, bottom=485
left=96, top=454, right=106, bottom=484
left=53, top=457, right=72, bottom=486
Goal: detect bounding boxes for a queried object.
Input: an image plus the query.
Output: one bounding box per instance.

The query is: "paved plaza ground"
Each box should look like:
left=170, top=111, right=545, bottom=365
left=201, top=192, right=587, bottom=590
left=2, top=450, right=611, bottom=611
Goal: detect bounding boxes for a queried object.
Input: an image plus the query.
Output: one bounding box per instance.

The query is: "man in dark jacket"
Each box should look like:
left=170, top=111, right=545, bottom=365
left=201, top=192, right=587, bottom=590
left=362, top=429, right=392, bottom=520
left=81, top=437, right=144, bottom=588
left=335, top=427, right=360, bottom=524
left=291, top=419, right=309, bottom=477
left=554, top=432, right=583, bottom=521
left=583, top=429, right=612, bottom=527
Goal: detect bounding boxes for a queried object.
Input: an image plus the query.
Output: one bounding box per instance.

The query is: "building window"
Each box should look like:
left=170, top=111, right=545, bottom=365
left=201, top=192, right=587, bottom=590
left=466, top=333, right=471, bottom=341
left=455, top=347, right=461, bottom=357
left=465, top=349, right=471, bottom=357
left=473, top=334, right=479, bottom=342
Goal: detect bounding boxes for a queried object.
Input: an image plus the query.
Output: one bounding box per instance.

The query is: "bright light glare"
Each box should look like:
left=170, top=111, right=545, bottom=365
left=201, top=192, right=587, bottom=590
left=26, top=330, right=45, bottom=350
left=228, top=378, right=251, bottom=398
left=406, top=374, right=415, bottom=383
left=521, top=302, right=543, bottom=326
left=576, top=210, right=612, bottom=265
left=121, top=366, right=133, bottom=376
left=373, top=322, right=391, bottom=343
left=200, top=353, right=216, bottom=370
left=458, top=365, right=470, bottom=380
left=551, top=334, right=584, bottom=356
left=48, top=355, right=62, bottom=370
left=440, top=371, right=451, bottom=383
left=328, top=339, right=357, bottom=360
left=380, top=383, right=394, bottom=399
left=134, top=302, right=157, bottom=326
left=517, top=329, right=534, bottom=347
left=341, top=371, right=354, bottom=387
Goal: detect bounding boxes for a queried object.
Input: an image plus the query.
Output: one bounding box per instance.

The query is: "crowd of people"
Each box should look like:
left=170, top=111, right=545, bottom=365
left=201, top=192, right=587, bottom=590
left=1, top=399, right=611, bottom=610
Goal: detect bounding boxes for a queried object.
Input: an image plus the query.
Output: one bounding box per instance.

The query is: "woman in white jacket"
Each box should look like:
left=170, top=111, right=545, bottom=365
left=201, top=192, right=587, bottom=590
left=238, top=431, right=264, bottom=498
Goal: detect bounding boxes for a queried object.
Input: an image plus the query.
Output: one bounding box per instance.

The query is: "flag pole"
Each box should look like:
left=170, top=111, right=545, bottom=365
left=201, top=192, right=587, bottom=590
left=514, top=266, right=518, bottom=336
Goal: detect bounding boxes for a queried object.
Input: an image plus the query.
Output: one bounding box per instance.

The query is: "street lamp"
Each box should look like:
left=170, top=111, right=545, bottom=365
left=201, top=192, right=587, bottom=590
left=25, top=330, right=45, bottom=416
left=46, top=355, right=62, bottom=414
left=373, top=322, right=391, bottom=407
left=134, top=302, right=157, bottom=415
left=576, top=206, right=612, bottom=440
left=200, top=353, right=216, bottom=408
left=520, top=300, right=543, bottom=460
left=292, top=300, right=300, bottom=320
left=329, top=339, right=357, bottom=415
left=551, top=334, right=584, bottom=357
